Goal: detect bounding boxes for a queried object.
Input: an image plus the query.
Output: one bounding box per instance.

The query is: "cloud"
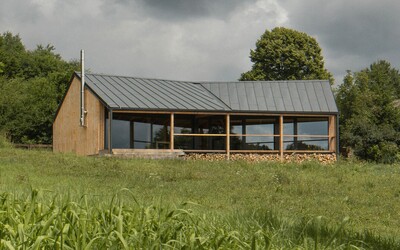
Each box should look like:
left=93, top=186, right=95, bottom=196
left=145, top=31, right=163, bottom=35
left=0, top=0, right=288, bottom=81
left=114, top=0, right=257, bottom=21
left=281, top=0, right=400, bottom=81
left=96, top=0, right=287, bottom=81
left=2, top=0, right=400, bottom=85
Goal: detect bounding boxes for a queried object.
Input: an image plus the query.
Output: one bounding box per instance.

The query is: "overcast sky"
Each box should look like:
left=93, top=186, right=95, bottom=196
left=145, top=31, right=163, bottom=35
left=1, top=0, right=399, bottom=84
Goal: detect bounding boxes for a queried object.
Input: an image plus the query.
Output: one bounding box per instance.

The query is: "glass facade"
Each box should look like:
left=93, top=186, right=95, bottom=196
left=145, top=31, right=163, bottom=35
left=230, top=116, right=278, bottom=150
left=105, top=113, right=170, bottom=149
left=174, top=115, right=225, bottom=150
left=283, top=117, right=329, bottom=150
left=104, top=111, right=332, bottom=153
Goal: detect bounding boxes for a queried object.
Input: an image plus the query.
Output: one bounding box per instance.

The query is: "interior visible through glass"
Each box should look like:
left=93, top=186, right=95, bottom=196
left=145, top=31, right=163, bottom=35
left=283, top=117, right=329, bottom=150
left=105, top=113, right=170, bottom=149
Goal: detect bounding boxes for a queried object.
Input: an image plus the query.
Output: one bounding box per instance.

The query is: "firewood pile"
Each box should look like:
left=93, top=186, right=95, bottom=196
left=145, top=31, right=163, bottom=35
left=283, top=153, right=336, bottom=164
left=183, top=153, right=336, bottom=164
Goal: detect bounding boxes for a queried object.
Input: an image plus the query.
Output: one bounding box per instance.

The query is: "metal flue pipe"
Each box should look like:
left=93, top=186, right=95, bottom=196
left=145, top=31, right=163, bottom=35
left=80, top=49, right=86, bottom=127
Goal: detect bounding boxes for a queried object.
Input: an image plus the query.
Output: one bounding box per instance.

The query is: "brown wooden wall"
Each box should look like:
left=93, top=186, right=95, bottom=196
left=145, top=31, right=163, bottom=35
left=53, top=76, right=105, bottom=155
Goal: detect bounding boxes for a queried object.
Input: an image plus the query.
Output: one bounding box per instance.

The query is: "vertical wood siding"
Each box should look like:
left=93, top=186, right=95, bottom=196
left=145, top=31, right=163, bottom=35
left=53, top=76, right=105, bottom=155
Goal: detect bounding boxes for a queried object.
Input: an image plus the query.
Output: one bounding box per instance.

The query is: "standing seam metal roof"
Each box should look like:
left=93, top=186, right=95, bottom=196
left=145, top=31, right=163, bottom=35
left=77, top=73, right=338, bottom=113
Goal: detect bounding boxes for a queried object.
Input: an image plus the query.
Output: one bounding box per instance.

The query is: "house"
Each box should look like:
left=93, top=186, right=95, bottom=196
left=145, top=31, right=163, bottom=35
left=53, top=72, right=338, bottom=159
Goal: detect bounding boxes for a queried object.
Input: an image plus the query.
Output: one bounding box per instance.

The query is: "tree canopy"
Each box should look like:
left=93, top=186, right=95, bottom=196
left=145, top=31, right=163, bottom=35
left=240, top=27, right=333, bottom=83
left=0, top=32, right=78, bottom=144
left=336, top=60, right=400, bottom=163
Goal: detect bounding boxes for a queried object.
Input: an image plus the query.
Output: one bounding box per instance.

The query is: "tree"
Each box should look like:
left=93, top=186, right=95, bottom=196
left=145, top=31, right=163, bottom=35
left=0, top=77, right=58, bottom=143
left=0, top=32, right=79, bottom=144
left=240, top=27, right=333, bottom=83
left=336, top=60, right=400, bottom=163
left=0, top=32, right=26, bottom=78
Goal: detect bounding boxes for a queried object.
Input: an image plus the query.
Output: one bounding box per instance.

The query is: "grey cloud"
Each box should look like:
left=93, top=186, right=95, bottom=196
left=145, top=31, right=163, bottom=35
left=0, top=0, right=42, bottom=27
left=115, top=0, right=257, bottom=21
left=281, top=0, right=400, bottom=80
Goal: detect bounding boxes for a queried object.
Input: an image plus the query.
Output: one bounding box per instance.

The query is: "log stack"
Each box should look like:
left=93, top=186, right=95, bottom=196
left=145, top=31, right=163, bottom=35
left=183, top=153, right=336, bottom=164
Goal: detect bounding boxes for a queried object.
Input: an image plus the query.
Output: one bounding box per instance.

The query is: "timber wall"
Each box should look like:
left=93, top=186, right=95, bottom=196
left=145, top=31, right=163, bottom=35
left=53, top=76, right=105, bottom=155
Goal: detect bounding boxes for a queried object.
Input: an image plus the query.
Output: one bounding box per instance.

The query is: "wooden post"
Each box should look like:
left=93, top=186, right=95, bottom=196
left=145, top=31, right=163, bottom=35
left=226, top=114, right=230, bottom=160
left=328, top=115, right=336, bottom=153
left=279, top=115, right=283, bottom=161
left=108, top=109, right=113, bottom=154
left=170, top=113, right=174, bottom=151
left=293, top=118, right=298, bottom=149
left=130, top=121, right=134, bottom=149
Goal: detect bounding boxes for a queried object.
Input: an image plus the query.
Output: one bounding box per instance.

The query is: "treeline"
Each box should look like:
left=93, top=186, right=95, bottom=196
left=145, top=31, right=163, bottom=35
left=241, top=27, right=400, bottom=163
left=337, top=61, right=400, bottom=163
left=0, top=32, right=78, bottom=144
left=0, top=31, right=399, bottom=162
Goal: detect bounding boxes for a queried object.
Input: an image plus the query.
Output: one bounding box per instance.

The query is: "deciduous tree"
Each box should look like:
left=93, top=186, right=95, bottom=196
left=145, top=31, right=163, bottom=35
left=0, top=32, right=79, bottom=144
left=240, top=27, right=333, bottom=83
left=336, top=60, right=400, bottom=163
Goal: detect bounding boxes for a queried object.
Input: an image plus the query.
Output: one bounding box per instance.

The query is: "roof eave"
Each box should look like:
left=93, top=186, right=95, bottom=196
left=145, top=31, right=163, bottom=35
left=110, top=107, right=339, bottom=115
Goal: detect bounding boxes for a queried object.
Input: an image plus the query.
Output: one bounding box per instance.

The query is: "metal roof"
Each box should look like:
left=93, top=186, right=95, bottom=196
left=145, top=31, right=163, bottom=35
left=77, top=73, right=338, bottom=113
left=80, top=73, right=230, bottom=111
left=201, top=80, right=338, bottom=113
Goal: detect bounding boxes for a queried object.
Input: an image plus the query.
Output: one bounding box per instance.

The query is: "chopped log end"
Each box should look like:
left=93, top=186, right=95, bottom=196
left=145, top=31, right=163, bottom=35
left=183, top=153, right=336, bottom=164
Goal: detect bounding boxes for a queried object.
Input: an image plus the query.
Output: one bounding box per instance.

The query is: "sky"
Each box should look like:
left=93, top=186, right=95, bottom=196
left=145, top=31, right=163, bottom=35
left=1, top=0, right=399, bottom=85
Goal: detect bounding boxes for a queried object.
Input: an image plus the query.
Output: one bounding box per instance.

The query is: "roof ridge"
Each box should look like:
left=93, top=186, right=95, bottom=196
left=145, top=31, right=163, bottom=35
left=200, top=80, right=330, bottom=84
left=75, top=72, right=329, bottom=84
left=75, top=71, right=201, bottom=84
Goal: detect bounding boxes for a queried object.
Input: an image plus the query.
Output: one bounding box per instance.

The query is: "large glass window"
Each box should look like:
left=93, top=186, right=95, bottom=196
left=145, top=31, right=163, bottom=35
left=104, top=112, right=330, bottom=152
left=105, top=112, right=170, bottom=149
left=230, top=116, right=278, bottom=150
left=283, top=117, right=328, bottom=150
left=174, top=115, right=225, bottom=150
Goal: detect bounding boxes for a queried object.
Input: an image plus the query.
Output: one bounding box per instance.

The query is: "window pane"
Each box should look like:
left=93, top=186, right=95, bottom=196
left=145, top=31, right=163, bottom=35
left=175, top=115, right=226, bottom=134
left=284, top=117, right=328, bottom=136
left=231, top=116, right=277, bottom=134
left=230, top=117, right=243, bottom=134
left=134, top=122, right=151, bottom=142
left=174, top=115, right=193, bottom=134
left=231, top=124, right=242, bottom=134
left=283, top=119, right=294, bottom=135
left=134, top=141, right=151, bottom=149
left=105, top=113, right=170, bottom=149
left=298, top=120, right=328, bottom=135
left=174, top=136, right=194, bottom=150
left=284, top=137, right=328, bottom=150
left=230, top=136, right=276, bottom=150
left=229, top=116, right=278, bottom=150
left=246, top=124, right=274, bottom=134
left=112, top=120, right=130, bottom=148
left=174, top=136, right=225, bottom=150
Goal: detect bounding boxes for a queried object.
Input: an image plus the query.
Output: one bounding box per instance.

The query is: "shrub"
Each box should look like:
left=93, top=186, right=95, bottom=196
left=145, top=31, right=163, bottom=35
left=0, top=133, right=12, bottom=148
left=368, top=142, right=400, bottom=164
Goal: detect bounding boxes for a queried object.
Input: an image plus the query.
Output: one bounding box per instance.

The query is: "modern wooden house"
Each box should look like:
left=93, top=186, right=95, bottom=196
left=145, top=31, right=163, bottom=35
left=53, top=72, right=339, bottom=159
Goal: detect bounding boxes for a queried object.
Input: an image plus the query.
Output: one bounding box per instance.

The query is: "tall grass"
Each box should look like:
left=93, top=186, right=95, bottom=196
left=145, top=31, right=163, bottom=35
left=1, top=147, right=400, bottom=248
left=0, top=134, right=12, bottom=149
left=1, top=189, right=398, bottom=249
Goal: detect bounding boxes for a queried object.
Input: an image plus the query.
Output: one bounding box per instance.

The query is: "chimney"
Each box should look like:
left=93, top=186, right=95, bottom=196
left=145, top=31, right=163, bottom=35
left=80, top=49, right=86, bottom=126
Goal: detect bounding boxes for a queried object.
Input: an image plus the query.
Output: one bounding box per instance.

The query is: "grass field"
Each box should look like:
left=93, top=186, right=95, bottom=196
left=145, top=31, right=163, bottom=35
left=1, top=143, right=400, bottom=248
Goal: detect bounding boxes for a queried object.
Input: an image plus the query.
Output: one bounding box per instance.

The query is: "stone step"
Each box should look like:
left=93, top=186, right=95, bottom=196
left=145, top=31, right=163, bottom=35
left=107, top=149, right=185, bottom=159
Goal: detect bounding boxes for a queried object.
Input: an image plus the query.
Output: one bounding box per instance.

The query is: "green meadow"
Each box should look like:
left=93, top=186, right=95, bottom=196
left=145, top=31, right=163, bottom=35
left=0, top=144, right=399, bottom=249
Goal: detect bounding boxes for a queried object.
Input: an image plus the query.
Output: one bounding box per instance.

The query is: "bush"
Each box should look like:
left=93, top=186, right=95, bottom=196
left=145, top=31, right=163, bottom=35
left=336, top=61, right=400, bottom=163
left=0, top=133, right=12, bottom=148
left=368, top=142, right=400, bottom=164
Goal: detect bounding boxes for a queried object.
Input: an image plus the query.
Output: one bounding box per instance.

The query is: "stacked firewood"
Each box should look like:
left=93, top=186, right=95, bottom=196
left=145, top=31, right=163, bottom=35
left=183, top=153, right=336, bottom=164
left=230, top=154, right=280, bottom=162
left=283, top=153, right=337, bottom=164
left=183, top=153, right=227, bottom=161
